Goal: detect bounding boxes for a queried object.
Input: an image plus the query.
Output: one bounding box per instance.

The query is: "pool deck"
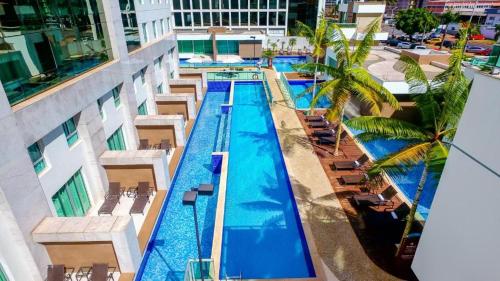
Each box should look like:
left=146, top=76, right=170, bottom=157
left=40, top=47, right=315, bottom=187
left=262, top=68, right=406, bottom=281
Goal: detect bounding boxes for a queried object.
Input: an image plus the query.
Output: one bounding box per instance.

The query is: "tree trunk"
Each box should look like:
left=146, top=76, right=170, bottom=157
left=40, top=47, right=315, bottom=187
left=396, top=164, right=428, bottom=257
left=309, top=55, right=320, bottom=116
left=439, top=24, right=448, bottom=50
left=333, top=107, right=345, bottom=156
left=268, top=57, right=273, bottom=69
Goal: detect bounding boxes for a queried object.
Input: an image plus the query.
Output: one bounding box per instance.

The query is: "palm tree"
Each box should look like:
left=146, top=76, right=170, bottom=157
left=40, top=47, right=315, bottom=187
left=289, top=38, right=297, bottom=53
left=439, top=10, right=460, bottom=49
left=295, top=14, right=336, bottom=115
left=345, top=32, right=470, bottom=256
left=262, top=49, right=274, bottom=68
left=295, top=18, right=400, bottom=155
left=271, top=42, right=278, bottom=53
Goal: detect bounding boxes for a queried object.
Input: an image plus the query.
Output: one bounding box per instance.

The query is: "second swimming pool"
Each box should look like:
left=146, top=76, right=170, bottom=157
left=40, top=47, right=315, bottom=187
left=288, top=80, right=331, bottom=109
left=220, top=82, right=315, bottom=279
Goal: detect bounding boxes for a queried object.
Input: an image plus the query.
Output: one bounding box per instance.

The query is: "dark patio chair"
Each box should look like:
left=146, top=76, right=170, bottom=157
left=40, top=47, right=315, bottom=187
left=308, top=120, right=329, bottom=128
left=107, top=182, right=124, bottom=199
left=160, top=139, right=172, bottom=155
left=129, top=182, right=153, bottom=215
left=91, top=263, right=116, bottom=281
left=98, top=196, right=120, bottom=216
left=47, top=264, right=73, bottom=281
left=139, top=139, right=149, bottom=150
left=312, top=129, right=335, bottom=138
left=317, top=131, right=347, bottom=145
left=340, top=173, right=368, bottom=185
left=304, top=115, right=324, bottom=122
left=352, top=185, right=397, bottom=207
left=331, top=154, right=369, bottom=170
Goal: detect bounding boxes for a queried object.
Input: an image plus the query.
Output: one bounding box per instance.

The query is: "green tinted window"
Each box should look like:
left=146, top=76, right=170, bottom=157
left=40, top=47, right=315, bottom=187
left=107, top=127, right=127, bottom=150
left=112, top=87, right=121, bottom=107
left=138, top=102, right=148, bottom=115
left=0, top=263, right=8, bottom=281
left=28, top=143, right=46, bottom=174
left=52, top=169, right=90, bottom=217
left=62, top=117, right=79, bottom=146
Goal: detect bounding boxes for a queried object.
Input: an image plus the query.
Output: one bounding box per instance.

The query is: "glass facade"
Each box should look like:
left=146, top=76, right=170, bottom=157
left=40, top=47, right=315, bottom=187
left=107, top=126, right=126, bottom=150
left=0, top=264, right=8, bottom=281
left=138, top=101, right=148, bottom=115
left=288, top=0, right=319, bottom=33
left=62, top=117, right=79, bottom=146
left=0, top=0, right=112, bottom=106
left=119, top=0, right=140, bottom=52
left=52, top=169, right=90, bottom=217
left=28, top=142, right=46, bottom=174
left=178, top=40, right=213, bottom=55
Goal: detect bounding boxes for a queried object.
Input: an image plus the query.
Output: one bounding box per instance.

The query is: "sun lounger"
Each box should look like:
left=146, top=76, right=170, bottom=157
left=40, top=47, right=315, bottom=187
left=107, top=182, right=124, bottom=199
left=127, top=181, right=153, bottom=198
left=340, top=174, right=368, bottom=185
left=304, top=115, right=324, bottom=122
left=98, top=196, right=119, bottom=215
left=160, top=139, right=171, bottom=155
left=312, top=129, right=335, bottom=138
left=139, top=139, right=149, bottom=150
left=91, top=263, right=115, bottom=281
left=317, top=130, right=347, bottom=145
left=352, top=185, right=396, bottom=207
left=47, top=264, right=69, bottom=281
left=308, top=120, right=329, bottom=128
left=130, top=196, right=150, bottom=215
left=331, top=154, right=369, bottom=170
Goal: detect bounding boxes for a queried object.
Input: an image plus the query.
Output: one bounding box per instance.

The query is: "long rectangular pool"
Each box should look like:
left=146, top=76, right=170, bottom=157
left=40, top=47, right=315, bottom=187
left=136, top=82, right=230, bottom=280
left=220, top=82, right=315, bottom=279
left=273, top=56, right=308, bottom=72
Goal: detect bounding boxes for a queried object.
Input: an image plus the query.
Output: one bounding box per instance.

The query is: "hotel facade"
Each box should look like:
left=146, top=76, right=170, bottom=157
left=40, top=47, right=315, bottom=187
left=0, top=0, right=206, bottom=279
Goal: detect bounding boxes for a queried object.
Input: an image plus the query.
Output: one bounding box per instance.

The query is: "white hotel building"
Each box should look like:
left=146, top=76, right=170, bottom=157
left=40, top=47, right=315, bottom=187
left=0, top=0, right=206, bottom=280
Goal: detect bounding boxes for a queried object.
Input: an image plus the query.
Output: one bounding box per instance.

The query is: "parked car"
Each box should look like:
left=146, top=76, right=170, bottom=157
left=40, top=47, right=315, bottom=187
left=397, top=42, right=412, bottom=49
left=465, top=45, right=491, bottom=55
left=411, top=45, right=427, bottom=50
left=425, top=38, right=442, bottom=45
left=397, top=35, right=410, bottom=42
left=387, top=38, right=400, bottom=47
left=442, top=40, right=455, bottom=48
left=469, top=34, right=486, bottom=40
left=428, top=33, right=442, bottom=39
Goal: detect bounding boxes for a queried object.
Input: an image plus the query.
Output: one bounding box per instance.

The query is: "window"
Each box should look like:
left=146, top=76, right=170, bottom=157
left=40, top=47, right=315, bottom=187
left=62, top=117, right=79, bottom=146
left=97, top=98, right=105, bottom=119
left=213, top=12, right=220, bottom=26
left=107, top=127, right=127, bottom=151
left=250, top=0, right=257, bottom=8
left=202, top=0, right=210, bottom=9
left=0, top=263, right=9, bottom=281
left=142, top=23, right=149, bottom=42
left=112, top=87, right=121, bottom=107
left=193, top=0, right=200, bottom=9
left=231, top=12, right=239, bottom=26
left=138, top=102, right=148, bottom=115
left=174, top=0, right=181, bottom=9
left=28, top=142, right=46, bottom=174
left=141, top=69, right=146, bottom=85
left=160, top=19, right=164, bottom=35
left=52, top=169, right=90, bottom=217
left=259, top=0, right=267, bottom=9
left=212, top=0, right=219, bottom=8
left=157, top=84, right=164, bottom=93
left=240, top=0, right=248, bottom=8
left=279, top=0, right=286, bottom=9
left=222, top=12, right=229, bottom=26
left=203, top=13, right=211, bottom=26
left=184, top=13, right=192, bottom=26
left=153, top=21, right=158, bottom=39
left=183, top=0, right=191, bottom=9
left=259, top=12, right=267, bottom=25
left=194, top=13, right=202, bottom=26
left=174, top=13, right=182, bottom=26
left=241, top=12, right=248, bottom=25
left=166, top=17, right=171, bottom=32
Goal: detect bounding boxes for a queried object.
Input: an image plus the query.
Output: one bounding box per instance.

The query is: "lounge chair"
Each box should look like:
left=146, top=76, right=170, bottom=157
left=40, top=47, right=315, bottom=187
left=76, top=266, right=91, bottom=281
left=139, top=139, right=149, bottom=150
left=352, top=185, right=397, bottom=207
left=47, top=265, right=73, bottom=281
left=91, top=263, right=116, bottom=281
left=107, top=182, right=124, bottom=199
left=160, top=139, right=172, bottom=155
left=304, top=115, right=324, bottom=122
left=97, top=182, right=124, bottom=215
left=127, top=181, right=152, bottom=198
left=308, top=120, right=329, bottom=128
left=317, top=131, right=347, bottom=145
left=331, top=154, right=369, bottom=170
left=312, top=129, right=335, bottom=138
left=129, top=182, right=152, bottom=215
left=340, top=173, right=368, bottom=185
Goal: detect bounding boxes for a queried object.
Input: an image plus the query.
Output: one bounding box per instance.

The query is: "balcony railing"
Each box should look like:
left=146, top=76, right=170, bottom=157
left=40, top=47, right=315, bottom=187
left=207, top=71, right=264, bottom=81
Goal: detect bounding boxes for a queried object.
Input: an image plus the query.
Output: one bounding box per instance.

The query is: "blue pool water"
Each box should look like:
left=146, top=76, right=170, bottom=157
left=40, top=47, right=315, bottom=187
left=288, top=80, right=331, bottom=109
left=348, top=128, right=439, bottom=219
left=220, top=82, right=315, bottom=279
left=136, top=82, right=229, bottom=280
left=179, top=58, right=267, bottom=68
left=273, top=56, right=308, bottom=72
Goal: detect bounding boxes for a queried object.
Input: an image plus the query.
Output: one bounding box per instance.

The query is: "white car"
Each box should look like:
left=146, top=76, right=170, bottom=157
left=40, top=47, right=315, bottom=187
left=397, top=42, right=412, bottom=49
left=413, top=45, right=427, bottom=50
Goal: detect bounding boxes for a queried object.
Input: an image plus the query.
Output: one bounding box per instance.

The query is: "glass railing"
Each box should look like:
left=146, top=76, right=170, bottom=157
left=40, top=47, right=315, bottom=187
left=125, top=28, right=141, bottom=53
left=184, top=259, right=215, bottom=281
left=207, top=71, right=264, bottom=80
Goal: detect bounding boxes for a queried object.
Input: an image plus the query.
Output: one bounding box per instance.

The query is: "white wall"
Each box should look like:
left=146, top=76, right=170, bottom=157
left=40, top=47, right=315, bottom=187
left=412, top=72, right=500, bottom=281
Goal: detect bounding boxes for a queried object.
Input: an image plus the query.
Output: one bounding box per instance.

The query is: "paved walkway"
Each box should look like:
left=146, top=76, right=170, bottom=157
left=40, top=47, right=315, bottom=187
left=262, top=69, right=404, bottom=281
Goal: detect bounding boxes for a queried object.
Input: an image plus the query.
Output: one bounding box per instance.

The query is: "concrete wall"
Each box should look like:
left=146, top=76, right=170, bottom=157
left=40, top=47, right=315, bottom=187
left=412, top=72, right=500, bottom=281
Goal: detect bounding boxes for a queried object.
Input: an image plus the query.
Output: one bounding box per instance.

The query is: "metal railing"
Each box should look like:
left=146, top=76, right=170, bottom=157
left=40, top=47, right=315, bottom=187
left=262, top=74, right=273, bottom=104
left=184, top=259, right=215, bottom=281
left=278, top=72, right=295, bottom=108
left=207, top=71, right=264, bottom=81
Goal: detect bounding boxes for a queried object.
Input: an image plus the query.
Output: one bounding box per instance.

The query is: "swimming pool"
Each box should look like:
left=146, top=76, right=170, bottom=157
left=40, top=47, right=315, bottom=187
left=273, top=56, right=308, bottom=72
left=220, top=82, right=315, bottom=279
left=348, top=128, right=439, bottom=219
left=288, top=80, right=331, bottom=109
left=136, top=82, right=230, bottom=280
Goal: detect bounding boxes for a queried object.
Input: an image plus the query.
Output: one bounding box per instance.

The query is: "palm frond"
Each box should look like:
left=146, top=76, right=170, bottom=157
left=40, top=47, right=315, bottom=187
left=331, top=23, right=351, bottom=66
left=351, top=68, right=400, bottom=110
left=352, top=17, right=380, bottom=65
left=292, top=63, right=341, bottom=78
left=345, top=116, right=429, bottom=141
left=412, top=92, right=441, bottom=131
left=426, top=141, right=449, bottom=176
left=295, top=21, right=315, bottom=45
left=397, top=55, right=430, bottom=93
left=350, top=81, right=383, bottom=116
left=326, top=88, right=351, bottom=121
left=310, top=79, right=342, bottom=109
left=368, top=142, right=432, bottom=176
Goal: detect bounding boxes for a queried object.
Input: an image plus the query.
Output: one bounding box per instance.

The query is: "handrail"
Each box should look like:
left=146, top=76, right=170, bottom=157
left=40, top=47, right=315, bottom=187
left=207, top=71, right=264, bottom=81
left=277, top=73, right=295, bottom=108
left=262, top=73, right=273, bottom=104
